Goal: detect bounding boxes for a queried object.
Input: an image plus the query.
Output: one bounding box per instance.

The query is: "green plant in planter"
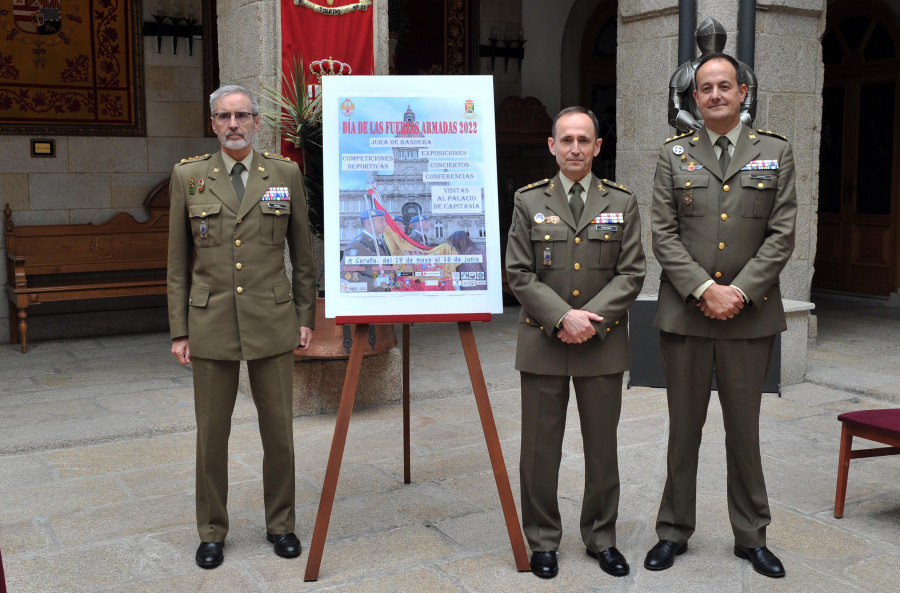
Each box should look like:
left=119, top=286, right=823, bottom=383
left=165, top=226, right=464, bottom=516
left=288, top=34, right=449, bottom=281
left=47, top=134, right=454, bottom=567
left=260, top=57, right=324, bottom=238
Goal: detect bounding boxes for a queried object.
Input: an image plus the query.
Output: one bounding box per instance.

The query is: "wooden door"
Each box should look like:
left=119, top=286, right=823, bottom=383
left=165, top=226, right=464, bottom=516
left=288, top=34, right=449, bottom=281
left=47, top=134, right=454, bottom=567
left=815, top=4, right=900, bottom=295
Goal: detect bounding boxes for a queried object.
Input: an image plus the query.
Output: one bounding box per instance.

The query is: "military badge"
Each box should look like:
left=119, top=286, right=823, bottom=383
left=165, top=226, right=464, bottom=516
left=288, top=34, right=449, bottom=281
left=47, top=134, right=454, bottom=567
left=547, top=216, right=560, bottom=224
left=673, top=145, right=684, bottom=155
left=534, top=213, right=545, bottom=224
left=188, top=177, right=195, bottom=195
left=197, top=179, right=205, bottom=192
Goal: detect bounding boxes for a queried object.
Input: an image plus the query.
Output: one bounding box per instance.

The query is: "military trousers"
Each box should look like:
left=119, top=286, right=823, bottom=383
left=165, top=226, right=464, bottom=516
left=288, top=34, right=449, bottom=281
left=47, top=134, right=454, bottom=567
left=192, top=351, right=296, bottom=542
left=655, top=331, right=775, bottom=548
left=519, top=371, right=623, bottom=553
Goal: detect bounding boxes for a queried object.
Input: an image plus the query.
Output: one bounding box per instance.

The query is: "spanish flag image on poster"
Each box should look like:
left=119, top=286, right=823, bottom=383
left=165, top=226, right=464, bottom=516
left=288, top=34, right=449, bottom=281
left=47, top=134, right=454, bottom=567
left=323, top=75, right=503, bottom=319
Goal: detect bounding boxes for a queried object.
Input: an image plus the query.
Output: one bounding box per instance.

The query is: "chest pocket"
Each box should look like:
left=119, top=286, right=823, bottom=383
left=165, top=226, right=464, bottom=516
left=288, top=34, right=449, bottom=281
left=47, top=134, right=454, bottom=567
left=258, top=201, right=291, bottom=244
left=530, top=225, right=568, bottom=271
left=587, top=224, right=623, bottom=269
left=673, top=173, right=709, bottom=217
left=739, top=172, right=777, bottom=218
left=188, top=203, right=222, bottom=248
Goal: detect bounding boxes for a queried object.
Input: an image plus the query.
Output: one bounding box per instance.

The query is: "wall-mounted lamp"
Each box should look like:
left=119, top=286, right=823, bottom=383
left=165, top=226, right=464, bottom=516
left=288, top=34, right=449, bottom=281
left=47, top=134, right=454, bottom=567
left=142, top=4, right=202, bottom=56
left=479, top=29, right=526, bottom=71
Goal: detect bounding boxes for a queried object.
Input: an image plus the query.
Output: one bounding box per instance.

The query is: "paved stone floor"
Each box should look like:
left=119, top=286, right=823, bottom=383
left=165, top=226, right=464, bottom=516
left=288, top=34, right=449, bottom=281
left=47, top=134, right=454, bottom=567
left=1, top=296, right=899, bottom=592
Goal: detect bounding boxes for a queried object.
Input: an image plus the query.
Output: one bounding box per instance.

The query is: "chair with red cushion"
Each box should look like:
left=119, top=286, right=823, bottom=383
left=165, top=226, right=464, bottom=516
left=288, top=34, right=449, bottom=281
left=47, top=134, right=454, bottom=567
left=834, top=408, right=900, bottom=518
left=1, top=544, right=6, bottom=593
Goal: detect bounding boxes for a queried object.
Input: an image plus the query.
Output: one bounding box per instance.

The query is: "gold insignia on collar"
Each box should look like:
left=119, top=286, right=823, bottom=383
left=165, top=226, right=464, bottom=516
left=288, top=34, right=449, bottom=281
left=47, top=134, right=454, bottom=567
left=258, top=165, right=265, bottom=172
left=692, top=135, right=700, bottom=141
left=213, top=167, right=220, bottom=173
left=547, top=181, right=555, bottom=191
left=749, top=133, right=757, bottom=139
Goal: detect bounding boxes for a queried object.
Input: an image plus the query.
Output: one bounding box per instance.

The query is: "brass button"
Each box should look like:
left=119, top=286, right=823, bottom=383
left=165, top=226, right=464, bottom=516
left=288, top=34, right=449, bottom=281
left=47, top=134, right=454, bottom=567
left=685, top=181, right=692, bottom=187
left=604, top=234, right=610, bottom=240
left=201, top=211, right=207, bottom=217
left=540, top=326, right=544, bottom=330
left=574, top=263, right=581, bottom=271
left=572, top=290, right=580, bottom=297
left=235, top=239, right=241, bottom=247
left=574, top=237, right=581, bottom=244
left=721, top=213, right=728, bottom=221
left=719, top=242, right=725, bottom=250
left=236, top=287, right=244, bottom=294
left=615, top=320, right=620, bottom=325
left=715, top=271, right=722, bottom=278
left=275, top=210, right=282, bottom=216
left=544, top=234, right=550, bottom=241
left=723, top=184, right=730, bottom=192
left=288, top=293, right=292, bottom=299
left=757, top=182, right=764, bottom=188
left=235, top=263, right=242, bottom=270
left=606, top=327, right=611, bottom=333
left=525, top=317, right=530, bottom=323
left=764, top=296, right=768, bottom=301
left=237, top=218, right=243, bottom=224
left=189, top=297, right=193, bottom=304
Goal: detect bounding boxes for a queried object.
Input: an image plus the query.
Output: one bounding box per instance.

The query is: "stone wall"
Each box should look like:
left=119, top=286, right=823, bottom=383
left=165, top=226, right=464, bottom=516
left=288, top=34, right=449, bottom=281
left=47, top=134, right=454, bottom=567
left=616, top=0, right=827, bottom=300
left=0, top=0, right=217, bottom=337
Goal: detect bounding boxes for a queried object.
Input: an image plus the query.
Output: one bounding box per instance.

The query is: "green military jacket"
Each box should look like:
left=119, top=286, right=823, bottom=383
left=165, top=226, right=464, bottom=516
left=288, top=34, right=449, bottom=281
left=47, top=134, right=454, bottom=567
left=167, top=150, right=317, bottom=360
left=505, top=173, right=646, bottom=377
left=651, top=124, right=797, bottom=338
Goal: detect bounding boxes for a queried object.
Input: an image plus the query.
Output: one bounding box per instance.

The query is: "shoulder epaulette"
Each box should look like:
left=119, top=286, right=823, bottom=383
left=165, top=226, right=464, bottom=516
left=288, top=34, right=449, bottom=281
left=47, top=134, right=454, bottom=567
left=519, top=178, right=551, bottom=192
left=262, top=151, right=294, bottom=162
left=602, top=179, right=631, bottom=193
left=177, top=153, right=212, bottom=165
left=664, top=132, right=691, bottom=144
left=756, top=129, right=787, bottom=141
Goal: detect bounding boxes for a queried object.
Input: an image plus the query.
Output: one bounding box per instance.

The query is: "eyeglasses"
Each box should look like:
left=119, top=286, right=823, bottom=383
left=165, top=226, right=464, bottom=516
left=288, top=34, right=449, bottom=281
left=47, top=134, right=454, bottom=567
left=213, top=111, right=256, bottom=123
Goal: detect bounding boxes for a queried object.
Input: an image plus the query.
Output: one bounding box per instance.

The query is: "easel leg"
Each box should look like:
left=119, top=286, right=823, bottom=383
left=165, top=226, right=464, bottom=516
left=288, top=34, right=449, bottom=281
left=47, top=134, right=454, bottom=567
left=457, top=322, right=530, bottom=572
left=303, top=323, right=370, bottom=582
left=403, top=324, right=411, bottom=484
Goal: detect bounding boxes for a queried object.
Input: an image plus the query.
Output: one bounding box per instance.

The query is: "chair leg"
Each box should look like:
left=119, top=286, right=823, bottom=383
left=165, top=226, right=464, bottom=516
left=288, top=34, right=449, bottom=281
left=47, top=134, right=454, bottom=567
left=7, top=302, right=17, bottom=344
left=834, top=423, right=853, bottom=518
left=17, top=309, right=27, bottom=353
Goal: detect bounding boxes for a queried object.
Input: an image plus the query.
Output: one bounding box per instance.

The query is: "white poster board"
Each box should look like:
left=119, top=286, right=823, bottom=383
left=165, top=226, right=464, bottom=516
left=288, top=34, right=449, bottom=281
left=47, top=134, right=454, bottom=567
left=323, top=75, right=503, bottom=320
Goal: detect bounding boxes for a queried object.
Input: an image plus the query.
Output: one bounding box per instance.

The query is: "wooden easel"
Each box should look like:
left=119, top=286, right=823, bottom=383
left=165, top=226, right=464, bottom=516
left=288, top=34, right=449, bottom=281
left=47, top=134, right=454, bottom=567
left=303, top=319, right=530, bottom=581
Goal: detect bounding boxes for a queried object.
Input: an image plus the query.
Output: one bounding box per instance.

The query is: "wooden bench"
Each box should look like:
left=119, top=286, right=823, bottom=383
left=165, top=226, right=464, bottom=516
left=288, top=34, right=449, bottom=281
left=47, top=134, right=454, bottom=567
left=4, top=179, right=170, bottom=352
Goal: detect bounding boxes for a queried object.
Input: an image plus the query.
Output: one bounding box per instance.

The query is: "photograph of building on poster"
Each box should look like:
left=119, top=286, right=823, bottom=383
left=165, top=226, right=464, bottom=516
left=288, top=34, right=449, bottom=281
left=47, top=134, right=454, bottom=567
left=337, top=99, right=488, bottom=294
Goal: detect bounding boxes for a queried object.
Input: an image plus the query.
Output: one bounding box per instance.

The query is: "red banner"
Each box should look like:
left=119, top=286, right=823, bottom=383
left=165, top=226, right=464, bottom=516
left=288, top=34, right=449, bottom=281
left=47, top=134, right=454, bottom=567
left=280, top=0, right=374, bottom=159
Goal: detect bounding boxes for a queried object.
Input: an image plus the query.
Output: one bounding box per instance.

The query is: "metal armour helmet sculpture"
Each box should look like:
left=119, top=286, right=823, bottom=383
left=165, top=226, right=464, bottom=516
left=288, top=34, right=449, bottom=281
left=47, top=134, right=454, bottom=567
left=667, top=17, right=758, bottom=133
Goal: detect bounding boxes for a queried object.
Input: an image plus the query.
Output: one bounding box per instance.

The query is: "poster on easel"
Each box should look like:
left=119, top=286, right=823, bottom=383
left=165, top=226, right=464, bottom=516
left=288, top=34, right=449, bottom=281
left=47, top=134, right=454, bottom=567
left=323, top=75, right=503, bottom=320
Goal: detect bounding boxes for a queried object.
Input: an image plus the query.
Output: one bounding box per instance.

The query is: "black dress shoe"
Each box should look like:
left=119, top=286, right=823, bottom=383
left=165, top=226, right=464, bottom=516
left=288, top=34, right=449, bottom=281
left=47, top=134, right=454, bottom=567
left=587, top=546, right=629, bottom=577
left=734, top=545, right=785, bottom=578
left=529, top=551, right=558, bottom=579
left=267, top=532, right=302, bottom=558
left=195, top=542, right=224, bottom=569
left=644, top=540, right=687, bottom=571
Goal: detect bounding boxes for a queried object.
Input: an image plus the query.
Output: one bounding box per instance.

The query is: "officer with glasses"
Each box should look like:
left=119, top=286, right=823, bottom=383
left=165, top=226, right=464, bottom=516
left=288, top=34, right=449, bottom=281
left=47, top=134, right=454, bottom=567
left=167, top=84, right=317, bottom=569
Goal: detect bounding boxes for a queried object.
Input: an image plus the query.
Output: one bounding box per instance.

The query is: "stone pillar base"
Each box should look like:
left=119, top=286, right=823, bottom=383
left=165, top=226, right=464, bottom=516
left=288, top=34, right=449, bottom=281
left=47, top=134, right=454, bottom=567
left=239, top=349, right=403, bottom=416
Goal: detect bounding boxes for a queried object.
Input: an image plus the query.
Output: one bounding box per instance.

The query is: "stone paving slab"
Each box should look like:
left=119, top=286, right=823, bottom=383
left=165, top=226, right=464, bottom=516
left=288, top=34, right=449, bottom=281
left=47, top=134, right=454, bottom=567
left=1, top=299, right=900, bottom=592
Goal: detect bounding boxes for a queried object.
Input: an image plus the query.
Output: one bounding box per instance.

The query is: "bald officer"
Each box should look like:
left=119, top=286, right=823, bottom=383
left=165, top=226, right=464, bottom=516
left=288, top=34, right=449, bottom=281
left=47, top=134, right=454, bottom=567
left=645, top=52, right=796, bottom=578
left=168, top=84, right=317, bottom=569
left=506, top=106, right=645, bottom=579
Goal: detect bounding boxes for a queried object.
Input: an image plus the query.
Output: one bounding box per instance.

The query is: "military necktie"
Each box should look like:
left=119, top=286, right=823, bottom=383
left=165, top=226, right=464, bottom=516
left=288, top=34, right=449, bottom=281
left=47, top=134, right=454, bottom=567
left=715, top=135, right=731, bottom=176
left=231, top=162, right=246, bottom=201
left=569, top=182, right=584, bottom=223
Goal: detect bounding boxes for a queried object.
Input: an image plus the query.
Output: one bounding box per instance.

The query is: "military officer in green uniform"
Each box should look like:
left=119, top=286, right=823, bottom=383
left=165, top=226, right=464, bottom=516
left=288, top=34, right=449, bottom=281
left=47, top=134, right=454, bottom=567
left=505, top=106, right=645, bottom=579
left=644, top=53, right=796, bottom=578
left=167, top=84, right=317, bottom=569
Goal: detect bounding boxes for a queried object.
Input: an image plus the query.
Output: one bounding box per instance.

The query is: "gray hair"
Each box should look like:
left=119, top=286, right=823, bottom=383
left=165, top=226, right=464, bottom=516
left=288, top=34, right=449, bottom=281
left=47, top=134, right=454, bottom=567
left=551, top=106, right=600, bottom=140
left=209, top=84, right=260, bottom=115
